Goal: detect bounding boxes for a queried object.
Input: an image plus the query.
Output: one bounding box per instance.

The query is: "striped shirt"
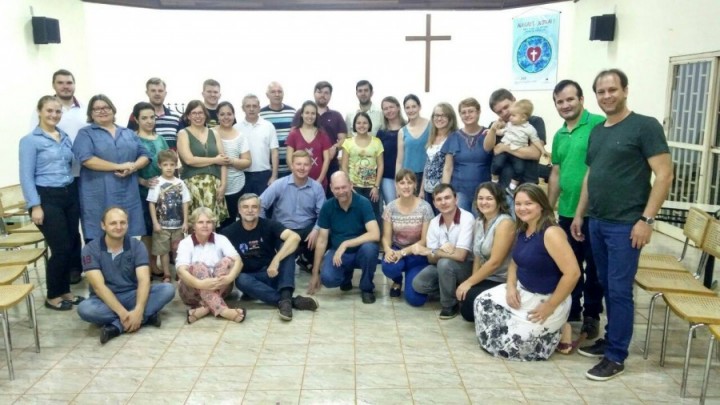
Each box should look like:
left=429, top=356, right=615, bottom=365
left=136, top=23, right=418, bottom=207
left=260, top=104, right=295, bottom=177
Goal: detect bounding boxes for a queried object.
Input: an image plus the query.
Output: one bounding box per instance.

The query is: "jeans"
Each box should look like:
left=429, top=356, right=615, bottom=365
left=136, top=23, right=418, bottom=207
left=77, top=283, right=176, bottom=333
left=380, top=178, right=396, bottom=207
left=381, top=253, right=429, bottom=307
left=244, top=170, right=271, bottom=196
left=235, top=254, right=296, bottom=305
left=412, top=258, right=473, bottom=307
left=589, top=218, right=641, bottom=364
left=321, top=243, right=379, bottom=292
left=558, top=216, right=603, bottom=320
left=36, top=182, right=82, bottom=299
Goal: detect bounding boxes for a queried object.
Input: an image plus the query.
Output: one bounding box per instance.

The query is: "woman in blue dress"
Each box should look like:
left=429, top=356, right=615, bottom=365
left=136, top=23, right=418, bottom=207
left=73, top=94, right=150, bottom=241
left=395, top=94, right=429, bottom=187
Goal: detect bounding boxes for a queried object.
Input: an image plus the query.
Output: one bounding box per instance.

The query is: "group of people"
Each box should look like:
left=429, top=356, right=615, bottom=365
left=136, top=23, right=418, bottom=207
left=19, top=67, right=672, bottom=382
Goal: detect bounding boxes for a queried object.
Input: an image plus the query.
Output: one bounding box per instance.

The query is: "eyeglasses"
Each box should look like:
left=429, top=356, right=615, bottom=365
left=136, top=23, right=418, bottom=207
left=92, top=106, right=112, bottom=113
left=189, top=111, right=205, bottom=117
left=433, top=114, right=448, bottom=119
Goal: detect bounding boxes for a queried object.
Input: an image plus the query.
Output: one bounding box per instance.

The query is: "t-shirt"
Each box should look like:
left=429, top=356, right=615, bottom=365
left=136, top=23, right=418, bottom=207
left=382, top=199, right=434, bottom=248
left=175, top=233, right=238, bottom=269
left=318, top=192, right=376, bottom=251
left=235, top=118, right=279, bottom=172
left=221, top=218, right=286, bottom=272
left=81, top=236, right=148, bottom=296
left=285, top=128, right=333, bottom=185
left=342, top=136, right=384, bottom=188
left=586, top=112, right=670, bottom=223
left=551, top=110, right=605, bottom=218
left=499, top=122, right=540, bottom=150
left=146, top=177, right=191, bottom=229
left=221, top=132, right=250, bottom=195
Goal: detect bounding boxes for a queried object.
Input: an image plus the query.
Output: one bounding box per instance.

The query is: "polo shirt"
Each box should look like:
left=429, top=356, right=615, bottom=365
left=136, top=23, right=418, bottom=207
left=260, top=104, right=296, bottom=177
left=344, top=103, right=384, bottom=136
left=81, top=236, right=149, bottom=296
left=259, top=175, right=325, bottom=229
left=293, top=108, right=347, bottom=145
left=426, top=208, right=474, bottom=258
left=235, top=118, right=279, bottom=172
left=175, top=232, right=239, bottom=269
left=317, top=192, right=376, bottom=252
left=551, top=110, right=606, bottom=217
left=221, top=218, right=287, bottom=272
left=127, top=105, right=184, bottom=149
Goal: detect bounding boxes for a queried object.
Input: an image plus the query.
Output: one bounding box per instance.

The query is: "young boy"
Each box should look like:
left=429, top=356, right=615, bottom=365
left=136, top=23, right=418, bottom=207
left=147, top=150, right=191, bottom=282
left=490, top=99, right=548, bottom=194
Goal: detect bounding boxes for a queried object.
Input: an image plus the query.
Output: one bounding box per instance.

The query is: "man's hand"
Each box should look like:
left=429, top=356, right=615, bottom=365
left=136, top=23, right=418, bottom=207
left=439, top=242, right=455, bottom=255
left=122, top=308, right=143, bottom=333
left=268, top=175, right=277, bottom=186
left=493, top=143, right=510, bottom=155
left=307, top=274, right=322, bottom=295
left=631, top=220, right=653, bottom=249
left=306, top=229, right=319, bottom=250
left=153, top=223, right=162, bottom=232
left=332, top=243, right=347, bottom=267
left=267, top=260, right=279, bottom=278
left=570, top=217, right=585, bottom=242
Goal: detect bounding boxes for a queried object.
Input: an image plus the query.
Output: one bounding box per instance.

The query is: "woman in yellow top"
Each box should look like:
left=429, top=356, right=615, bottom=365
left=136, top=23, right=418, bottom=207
left=341, top=112, right=384, bottom=222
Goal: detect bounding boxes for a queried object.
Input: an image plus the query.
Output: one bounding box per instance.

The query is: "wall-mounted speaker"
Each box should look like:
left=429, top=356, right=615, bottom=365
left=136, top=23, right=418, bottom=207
left=32, top=17, right=61, bottom=44
left=589, top=14, right=616, bottom=41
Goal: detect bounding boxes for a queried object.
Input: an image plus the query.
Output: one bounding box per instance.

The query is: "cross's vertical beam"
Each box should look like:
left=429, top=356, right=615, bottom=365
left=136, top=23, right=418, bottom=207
left=405, top=14, right=452, bottom=92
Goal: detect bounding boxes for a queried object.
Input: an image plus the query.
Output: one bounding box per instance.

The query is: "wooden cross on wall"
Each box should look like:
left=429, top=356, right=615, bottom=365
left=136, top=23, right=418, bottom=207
left=405, top=14, right=452, bottom=93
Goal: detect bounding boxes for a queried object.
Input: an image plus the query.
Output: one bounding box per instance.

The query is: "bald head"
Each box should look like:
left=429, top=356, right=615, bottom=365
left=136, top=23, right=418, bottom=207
left=331, top=171, right=350, bottom=186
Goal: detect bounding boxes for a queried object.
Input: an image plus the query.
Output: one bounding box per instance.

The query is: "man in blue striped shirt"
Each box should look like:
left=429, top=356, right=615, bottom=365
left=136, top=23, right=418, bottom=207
left=259, top=81, right=296, bottom=179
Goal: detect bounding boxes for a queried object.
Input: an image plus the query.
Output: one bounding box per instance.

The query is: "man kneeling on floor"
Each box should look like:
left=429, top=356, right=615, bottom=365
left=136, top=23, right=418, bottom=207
left=77, top=206, right=176, bottom=344
left=222, top=193, right=319, bottom=321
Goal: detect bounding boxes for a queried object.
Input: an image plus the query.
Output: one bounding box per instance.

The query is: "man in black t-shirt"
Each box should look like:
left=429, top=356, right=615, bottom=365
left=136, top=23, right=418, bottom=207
left=221, top=193, right=319, bottom=321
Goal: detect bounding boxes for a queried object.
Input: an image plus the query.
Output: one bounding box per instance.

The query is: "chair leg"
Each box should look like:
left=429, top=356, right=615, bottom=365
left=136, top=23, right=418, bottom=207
left=660, top=306, right=671, bottom=367
left=682, top=324, right=705, bottom=397
left=27, top=295, right=40, bottom=354
left=644, top=292, right=663, bottom=359
left=22, top=271, right=33, bottom=328
left=700, top=335, right=715, bottom=405
left=1, top=310, right=14, bottom=381
left=37, top=254, right=48, bottom=299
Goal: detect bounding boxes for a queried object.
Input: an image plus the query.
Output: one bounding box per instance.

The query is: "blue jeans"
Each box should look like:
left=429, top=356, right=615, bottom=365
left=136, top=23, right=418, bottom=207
left=381, top=253, right=429, bottom=307
left=456, top=191, right=473, bottom=213
left=380, top=178, right=396, bottom=207
left=235, top=254, right=296, bottom=305
left=589, top=218, right=641, bottom=363
left=321, top=243, right=379, bottom=292
left=77, top=283, right=176, bottom=333
left=559, top=216, right=603, bottom=320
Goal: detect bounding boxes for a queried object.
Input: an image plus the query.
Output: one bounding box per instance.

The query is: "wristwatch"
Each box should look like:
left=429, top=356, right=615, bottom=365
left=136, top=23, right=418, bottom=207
left=640, top=216, right=655, bottom=225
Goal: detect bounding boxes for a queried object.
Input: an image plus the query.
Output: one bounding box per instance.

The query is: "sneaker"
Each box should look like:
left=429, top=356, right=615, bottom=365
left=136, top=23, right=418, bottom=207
left=146, top=313, right=162, bottom=327
left=581, top=317, right=600, bottom=340
left=389, top=285, right=402, bottom=298
left=439, top=305, right=459, bottom=320
left=293, top=295, right=319, bottom=311
left=340, top=282, right=353, bottom=292
left=278, top=299, right=293, bottom=321
left=578, top=338, right=607, bottom=358
left=585, top=357, right=624, bottom=381
left=361, top=291, right=376, bottom=304
left=100, top=324, right=121, bottom=345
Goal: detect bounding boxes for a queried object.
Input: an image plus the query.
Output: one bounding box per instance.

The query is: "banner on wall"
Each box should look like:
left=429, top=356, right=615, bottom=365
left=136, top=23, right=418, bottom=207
left=511, top=12, right=560, bottom=91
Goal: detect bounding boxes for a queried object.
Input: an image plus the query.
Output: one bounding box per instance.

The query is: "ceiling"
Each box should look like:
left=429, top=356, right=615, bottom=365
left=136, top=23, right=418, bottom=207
left=81, top=0, right=571, bottom=11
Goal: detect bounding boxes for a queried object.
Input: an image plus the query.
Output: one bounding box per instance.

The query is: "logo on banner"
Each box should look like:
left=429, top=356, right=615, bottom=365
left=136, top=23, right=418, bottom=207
left=516, top=35, right=552, bottom=74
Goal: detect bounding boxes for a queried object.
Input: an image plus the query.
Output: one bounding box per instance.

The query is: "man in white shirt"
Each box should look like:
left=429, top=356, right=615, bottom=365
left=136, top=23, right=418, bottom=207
left=235, top=94, right=279, bottom=195
left=344, top=80, right=384, bottom=136
left=411, top=184, right=474, bottom=319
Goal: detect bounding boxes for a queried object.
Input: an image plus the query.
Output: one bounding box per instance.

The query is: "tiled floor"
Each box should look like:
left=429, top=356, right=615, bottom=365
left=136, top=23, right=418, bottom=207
left=1, top=231, right=719, bottom=404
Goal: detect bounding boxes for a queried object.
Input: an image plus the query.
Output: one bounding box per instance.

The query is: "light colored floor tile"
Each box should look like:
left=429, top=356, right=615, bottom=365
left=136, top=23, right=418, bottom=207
left=356, top=388, right=413, bottom=405
left=193, top=366, right=253, bottom=391
left=521, top=384, right=583, bottom=404
left=355, top=364, right=409, bottom=389
left=247, top=365, right=304, bottom=391
left=81, top=367, right=150, bottom=393
left=355, top=342, right=403, bottom=364
left=126, top=392, right=189, bottom=404
left=26, top=368, right=97, bottom=394
left=136, top=367, right=202, bottom=393
left=54, top=346, right=118, bottom=369
left=299, top=389, right=355, bottom=404
left=155, top=344, right=213, bottom=368
left=302, top=364, right=355, bottom=390
left=305, top=343, right=354, bottom=364
left=185, top=390, right=244, bottom=404
left=8, top=347, right=70, bottom=370
left=242, top=389, right=300, bottom=405
left=72, top=392, right=134, bottom=404
left=0, top=369, right=48, bottom=394
left=14, top=393, right=76, bottom=404
left=406, top=362, right=463, bottom=389
left=257, top=344, right=308, bottom=366
left=456, top=362, right=517, bottom=389
left=466, top=388, right=527, bottom=404
left=412, top=388, right=470, bottom=404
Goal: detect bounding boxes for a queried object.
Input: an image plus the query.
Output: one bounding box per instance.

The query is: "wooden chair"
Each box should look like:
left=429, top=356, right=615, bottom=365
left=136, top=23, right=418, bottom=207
left=636, top=269, right=715, bottom=359
left=639, top=207, right=712, bottom=273
left=700, top=324, right=720, bottom=405
left=0, top=283, right=40, bottom=381
left=0, top=248, right=47, bottom=298
left=0, top=265, right=35, bottom=320
left=0, top=184, right=28, bottom=218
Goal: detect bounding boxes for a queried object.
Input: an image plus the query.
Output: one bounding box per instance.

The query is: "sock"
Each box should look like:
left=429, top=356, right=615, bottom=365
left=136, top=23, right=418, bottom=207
left=491, top=179, right=499, bottom=183
left=509, top=183, right=517, bottom=190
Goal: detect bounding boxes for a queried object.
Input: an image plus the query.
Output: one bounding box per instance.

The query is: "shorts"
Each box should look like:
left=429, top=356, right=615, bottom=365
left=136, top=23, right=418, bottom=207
left=152, top=228, right=184, bottom=255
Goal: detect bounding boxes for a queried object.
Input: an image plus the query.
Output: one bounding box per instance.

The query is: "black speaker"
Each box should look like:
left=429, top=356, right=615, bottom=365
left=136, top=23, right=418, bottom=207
left=32, top=17, right=61, bottom=44
left=589, top=14, right=616, bottom=41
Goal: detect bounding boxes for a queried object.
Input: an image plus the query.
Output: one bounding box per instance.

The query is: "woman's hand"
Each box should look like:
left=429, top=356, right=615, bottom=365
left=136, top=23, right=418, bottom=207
left=369, top=186, right=380, bottom=202
left=216, top=184, right=226, bottom=202
left=506, top=285, right=521, bottom=309
left=146, top=176, right=159, bottom=188
left=200, top=277, right=225, bottom=290
left=215, top=154, right=231, bottom=166
left=384, top=249, right=399, bottom=264
left=456, top=280, right=472, bottom=302
left=528, top=300, right=556, bottom=324
left=31, top=206, right=44, bottom=226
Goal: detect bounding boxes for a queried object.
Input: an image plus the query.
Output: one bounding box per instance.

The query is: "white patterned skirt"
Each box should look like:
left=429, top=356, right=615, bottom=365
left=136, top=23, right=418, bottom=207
left=474, top=283, right=570, bottom=361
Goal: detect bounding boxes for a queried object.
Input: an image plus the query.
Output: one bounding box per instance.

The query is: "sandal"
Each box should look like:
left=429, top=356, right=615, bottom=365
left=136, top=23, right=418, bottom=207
left=186, top=307, right=208, bottom=324
left=556, top=340, right=578, bottom=355
left=162, top=273, right=172, bottom=283
left=231, top=308, right=247, bottom=323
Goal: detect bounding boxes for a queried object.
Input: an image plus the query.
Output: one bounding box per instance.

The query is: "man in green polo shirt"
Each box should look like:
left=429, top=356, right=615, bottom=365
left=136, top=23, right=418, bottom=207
left=548, top=80, right=606, bottom=340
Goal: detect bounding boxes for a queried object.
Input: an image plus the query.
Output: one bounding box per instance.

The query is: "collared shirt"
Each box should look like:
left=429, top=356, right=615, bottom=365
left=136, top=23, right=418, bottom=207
left=235, top=118, right=279, bottom=172
left=345, top=103, right=384, bottom=137
left=19, top=126, right=75, bottom=208
left=259, top=175, right=326, bottom=229
left=260, top=104, right=296, bottom=177
left=551, top=110, right=605, bottom=217
left=81, top=236, right=148, bottom=296
left=318, top=192, right=376, bottom=251
left=175, top=232, right=239, bottom=269
left=426, top=208, right=474, bottom=255
left=292, top=107, right=348, bottom=145
left=30, top=97, right=86, bottom=176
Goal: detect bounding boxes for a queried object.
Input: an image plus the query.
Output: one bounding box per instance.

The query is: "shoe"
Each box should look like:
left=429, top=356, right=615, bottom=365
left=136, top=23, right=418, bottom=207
left=293, top=295, right=319, bottom=311
left=296, top=256, right=313, bottom=273
left=278, top=299, right=293, bottom=321
left=585, top=357, right=624, bottom=381
left=100, top=324, right=121, bottom=345
left=69, top=296, right=85, bottom=305
left=578, top=338, right=607, bottom=358
left=581, top=317, right=600, bottom=340
left=340, top=282, right=353, bottom=291
left=44, top=300, right=73, bottom=311
left=361, top=291, right=376, bottom=304
left=389, top=285, right=401, bottom=298
left=439, top=305, right=459, bottom=320
left=145, top=313, right=162, bottom=327
left=69, top=271, right=82, bottom=285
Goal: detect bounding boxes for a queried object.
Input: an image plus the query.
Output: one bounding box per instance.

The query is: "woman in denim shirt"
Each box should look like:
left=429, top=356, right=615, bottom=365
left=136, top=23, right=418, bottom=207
left=19, top=96, right=85, bottom=310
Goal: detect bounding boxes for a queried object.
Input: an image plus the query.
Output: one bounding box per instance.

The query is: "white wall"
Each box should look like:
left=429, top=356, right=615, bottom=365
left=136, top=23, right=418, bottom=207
left=0, top=0, right=89, bottom=187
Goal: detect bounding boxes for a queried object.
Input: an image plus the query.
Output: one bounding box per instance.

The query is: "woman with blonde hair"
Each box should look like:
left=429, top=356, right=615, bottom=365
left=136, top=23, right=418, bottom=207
left=422, top=102, right=457, bottom=206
